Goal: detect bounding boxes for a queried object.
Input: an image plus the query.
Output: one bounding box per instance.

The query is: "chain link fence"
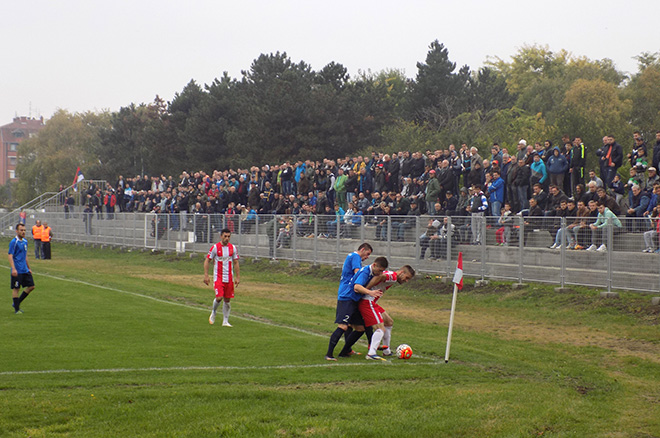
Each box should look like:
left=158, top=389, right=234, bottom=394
left=4, top=210, right=659, bottom=294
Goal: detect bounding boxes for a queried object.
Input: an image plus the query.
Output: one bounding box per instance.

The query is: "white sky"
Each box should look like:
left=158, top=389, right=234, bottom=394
left=1, top=0, right=658, bottom=123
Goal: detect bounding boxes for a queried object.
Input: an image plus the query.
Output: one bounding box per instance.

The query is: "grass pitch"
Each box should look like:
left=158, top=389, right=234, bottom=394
left=1, top=242, right=659, bottom=437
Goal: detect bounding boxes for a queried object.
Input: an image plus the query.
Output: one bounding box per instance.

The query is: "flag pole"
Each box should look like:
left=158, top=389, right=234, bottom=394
left=445, top=251, right=463, bottom=363
left=444, top=282, right=458, bottom=363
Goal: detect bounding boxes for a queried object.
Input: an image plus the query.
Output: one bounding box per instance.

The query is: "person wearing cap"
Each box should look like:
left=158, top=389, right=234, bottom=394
left=419, top=218, right=440, bottom=259
left=516, top=140, right=528, bottom=162
left=646, top=167, right=659, bottom=189
left=425, top=169, right=441, bottom=215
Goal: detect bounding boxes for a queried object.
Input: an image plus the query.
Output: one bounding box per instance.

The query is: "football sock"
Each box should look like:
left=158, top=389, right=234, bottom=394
left=383, top=326, right=392, bottom=348
left=212, top=298, right=221, bottom=312
left=12, top=297, right=20, bottom=311
left=343, top=326, right=353, bottom=341
left=365, top=326, right=374, bottom=347
left=368, top=329, right=385, bottom=356
left=339, top=330, right=364, bottom=356
left=327, top=327, right=345, bottom=357
left=18, top=291, right=29, bottom=304
left=222, top=301, right=231, bottom=322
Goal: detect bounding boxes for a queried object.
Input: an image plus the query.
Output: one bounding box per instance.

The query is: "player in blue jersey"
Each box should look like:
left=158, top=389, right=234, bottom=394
left=335, top=256, right=389, bottom=359
left=8, top=223, right=35, bottom=314
left=325, top=243, right=373, bottom=361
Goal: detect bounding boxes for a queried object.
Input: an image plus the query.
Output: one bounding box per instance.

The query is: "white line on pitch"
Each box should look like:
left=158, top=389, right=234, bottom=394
left=0, top=360, right=441, bottom=377
left=1, top=266, right=439, bottom=363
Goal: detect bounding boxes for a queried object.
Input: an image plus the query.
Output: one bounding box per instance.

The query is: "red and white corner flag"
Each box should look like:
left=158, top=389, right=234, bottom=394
left=446, top=251, right=463, bottom=363
left=452, top=251, right=463, bottom=290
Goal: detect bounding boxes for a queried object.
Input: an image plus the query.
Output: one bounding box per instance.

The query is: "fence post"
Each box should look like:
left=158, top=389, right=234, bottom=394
left=292, top=216, right=297, bottom=263
left=518, top=216, right=524, bottom=284
left=560, top=216, right=566, bottom=289
left=336, top=217, right=340, bottom=267
left=480, top=215, right=486, bottom=281
left=255, top=215, right=260, bottom=260
left=387, top=216, right=392, bottom=261
left=313, top=217, right=318, bottom=265
left=273, top=214, right=278, bottom=260
left=446, top=216, right=452, bottom=278
left=414, top=216, right=420, bottom=263
left=607, top=218, right=613, bottom=293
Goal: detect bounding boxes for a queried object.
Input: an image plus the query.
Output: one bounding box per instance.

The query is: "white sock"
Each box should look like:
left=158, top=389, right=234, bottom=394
left=368, top=329, right=384, bottom=356
left=222, top=301, right=231, bottom=322
left=383, top=326, right=392, bottom=348
left=212, top=299, right=220, bottom=313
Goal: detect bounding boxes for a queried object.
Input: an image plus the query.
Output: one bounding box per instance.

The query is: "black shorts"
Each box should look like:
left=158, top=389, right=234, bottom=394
left=11, top=272, right=34, bottom=290
left=334, top=300, right=365, bottom=326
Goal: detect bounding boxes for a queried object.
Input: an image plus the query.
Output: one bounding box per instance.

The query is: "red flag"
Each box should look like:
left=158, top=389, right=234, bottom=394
left=452, top=252, right=463, bottom=290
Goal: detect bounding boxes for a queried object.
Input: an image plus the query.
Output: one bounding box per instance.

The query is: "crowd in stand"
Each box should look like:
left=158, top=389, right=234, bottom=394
left=71, top=131, right=660, bottom=254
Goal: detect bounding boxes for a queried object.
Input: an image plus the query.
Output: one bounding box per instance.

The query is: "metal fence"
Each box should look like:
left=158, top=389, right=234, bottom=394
left=5, top=210, right=660, bottom=294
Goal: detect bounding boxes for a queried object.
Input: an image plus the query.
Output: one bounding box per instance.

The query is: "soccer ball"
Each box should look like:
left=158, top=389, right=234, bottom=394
left=396, top=344, right=413, bottom=360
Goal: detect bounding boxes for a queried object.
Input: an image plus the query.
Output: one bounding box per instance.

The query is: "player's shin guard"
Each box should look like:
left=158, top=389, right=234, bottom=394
left=343, top=326, right=353, bottom=341
left=212, top=298, right=221, bottom=312
left=368, top=328, right=385, bottom=356
left=222, top=301, right=231, bottom=323
left=327, top=327, right=345, bottom=357
left=12, top=297, right=20, bottom=311
left=365, top=326, right=374, bottom=347
left=383, top=326, right=392, bottom=348
left=339, top=330, right=364, bottom=356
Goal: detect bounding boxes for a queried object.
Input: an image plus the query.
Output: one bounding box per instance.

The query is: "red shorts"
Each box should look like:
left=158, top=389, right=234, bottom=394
left=359, top=299, right=384, bottom=327
left=214, top=281, right=235, bottom=299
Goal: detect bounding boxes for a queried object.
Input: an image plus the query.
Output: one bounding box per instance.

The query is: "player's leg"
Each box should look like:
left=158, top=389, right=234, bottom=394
left=11, top=286, right=21, bottom=313
left=222, top=296, right=232, bottom=326
left=209, top=283, right=223, bottom=325
left=367, top=322, right=385, bottom=357
left=381, top=312, right=394, bottom=356
left=327, top=301, right=353, bottom=360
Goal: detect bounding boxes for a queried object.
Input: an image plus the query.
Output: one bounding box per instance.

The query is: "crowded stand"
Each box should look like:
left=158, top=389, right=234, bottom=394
left=74, top=131, right=660, bottom=254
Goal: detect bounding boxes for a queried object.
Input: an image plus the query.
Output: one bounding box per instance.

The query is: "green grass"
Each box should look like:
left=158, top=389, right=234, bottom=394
left=0, top=242, right=658, bottom=437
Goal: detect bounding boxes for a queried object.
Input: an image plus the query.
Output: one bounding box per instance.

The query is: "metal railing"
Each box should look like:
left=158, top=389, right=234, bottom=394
left=6, top=211, right=660, bottom=294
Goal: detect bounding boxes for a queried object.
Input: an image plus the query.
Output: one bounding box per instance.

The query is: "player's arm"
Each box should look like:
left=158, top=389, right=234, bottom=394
left=203, top=257, right=211, bottom=285
left=354, top=282, right=382, bottom=298
left=365, top=274, right=385, bottom=290
left=233, top=257, right=240, bottom=286
left=8, top=254, right=17, bottom=277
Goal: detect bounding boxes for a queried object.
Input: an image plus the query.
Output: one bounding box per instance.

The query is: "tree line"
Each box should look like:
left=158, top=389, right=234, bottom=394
left=10, top=42, right=660, bottom=206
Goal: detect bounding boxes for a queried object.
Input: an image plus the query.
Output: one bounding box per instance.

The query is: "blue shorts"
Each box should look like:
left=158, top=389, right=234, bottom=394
left=334, top=300, right=365, bottom=326
left=11, top=272, right=34, bottom=290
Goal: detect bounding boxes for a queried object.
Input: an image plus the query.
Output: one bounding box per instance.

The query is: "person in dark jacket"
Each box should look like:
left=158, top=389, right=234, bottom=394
left=596, top=135, right=623, bottom=188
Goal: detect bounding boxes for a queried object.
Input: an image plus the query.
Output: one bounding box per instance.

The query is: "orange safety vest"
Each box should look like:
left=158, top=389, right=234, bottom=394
left=41, top=227, right=52, bottom=243
left=32, top=225, right=43, bottom=240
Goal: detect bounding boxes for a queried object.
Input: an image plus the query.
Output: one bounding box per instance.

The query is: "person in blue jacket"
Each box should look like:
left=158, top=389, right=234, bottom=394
left=530, top=154, right=548, bottom=189
left=487, top=170, right=505, bottom=217
left=547, top=146, right=569, bottom=189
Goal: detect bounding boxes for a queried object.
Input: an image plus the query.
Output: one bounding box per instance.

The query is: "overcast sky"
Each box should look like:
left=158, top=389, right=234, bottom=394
left=1, top=0, right=658, bottom=124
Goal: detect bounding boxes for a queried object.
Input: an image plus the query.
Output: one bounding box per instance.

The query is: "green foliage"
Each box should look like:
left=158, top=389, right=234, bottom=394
left=14, top=110, right=110, bottom=204
left=625, top=65, right=660, bottom=135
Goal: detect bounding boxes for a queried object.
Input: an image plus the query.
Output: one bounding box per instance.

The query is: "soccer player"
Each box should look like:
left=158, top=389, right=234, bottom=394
left=8, top=223, right=35, bottom=314
left=204, top=228, right=240, bottom=327
left=336, top=256, right=389, bottom=359
left=325, top=243, right=373, bottom=361
left=360, top=265, right=416, bottom=359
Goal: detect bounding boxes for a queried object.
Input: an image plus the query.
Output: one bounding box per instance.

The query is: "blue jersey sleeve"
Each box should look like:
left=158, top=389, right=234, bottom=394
left=353, top=266, right=372, bottom=288
left=8, top=239, right=15, bottom=256
left=349, top=253, right=361, bottom=274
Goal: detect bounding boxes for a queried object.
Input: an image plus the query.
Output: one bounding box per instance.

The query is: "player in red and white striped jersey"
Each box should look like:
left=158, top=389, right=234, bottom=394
left=359, top=265, right=415, bottom=358
left=204, top=228, right=240, bottom=327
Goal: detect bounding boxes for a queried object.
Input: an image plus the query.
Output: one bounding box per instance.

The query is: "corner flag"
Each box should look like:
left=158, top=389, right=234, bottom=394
left=452, top=251, right=463, bottom=290
left=445, top=251, right=463, bottom=363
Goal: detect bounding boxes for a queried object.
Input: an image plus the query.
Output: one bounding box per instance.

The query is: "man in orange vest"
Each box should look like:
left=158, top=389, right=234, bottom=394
left=31, top=220, right=43, bottom=260
left=41, top=222, right=53, bottom=260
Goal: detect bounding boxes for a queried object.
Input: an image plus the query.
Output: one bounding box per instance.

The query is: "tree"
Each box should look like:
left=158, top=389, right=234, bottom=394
left=625, top=55, right=660, bottom=136
left=557, top=78, right=632, bottom=170
left=409, top=41, right=471, bottom=129
left=15, top=110, right=110, bottom=204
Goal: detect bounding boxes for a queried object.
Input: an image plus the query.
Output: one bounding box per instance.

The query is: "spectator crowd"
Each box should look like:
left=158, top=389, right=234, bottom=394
left=68, top=131, right=660, bottom=254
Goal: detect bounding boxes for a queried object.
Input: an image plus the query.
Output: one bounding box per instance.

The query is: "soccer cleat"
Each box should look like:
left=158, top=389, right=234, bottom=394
left=209, top=312, right=216, bottom=325
left=350, top=350, right=362, bottom=356
left=366, top=354, right=387, bottom=361
left=14, top=309, right=23, bottom=314
left=377, top=345, right=389, bottom=351
left=382, top=349, right=393, bottom=357
left=325, top=355, right=337, bottom=361
left=596, top=244, right=607, bottom=252
left=222, top=321, right=232, bottom=327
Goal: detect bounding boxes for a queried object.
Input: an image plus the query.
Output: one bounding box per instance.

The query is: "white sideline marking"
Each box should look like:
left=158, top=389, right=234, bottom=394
left=1, top=266, right=441, bottom=367
left=0, top=361, right=439, bottom=377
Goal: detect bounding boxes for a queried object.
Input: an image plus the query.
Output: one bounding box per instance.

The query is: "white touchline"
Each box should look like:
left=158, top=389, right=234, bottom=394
left=0, top=266, right=441, bottom=368
left=0, top=361, right=442, bottom=376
